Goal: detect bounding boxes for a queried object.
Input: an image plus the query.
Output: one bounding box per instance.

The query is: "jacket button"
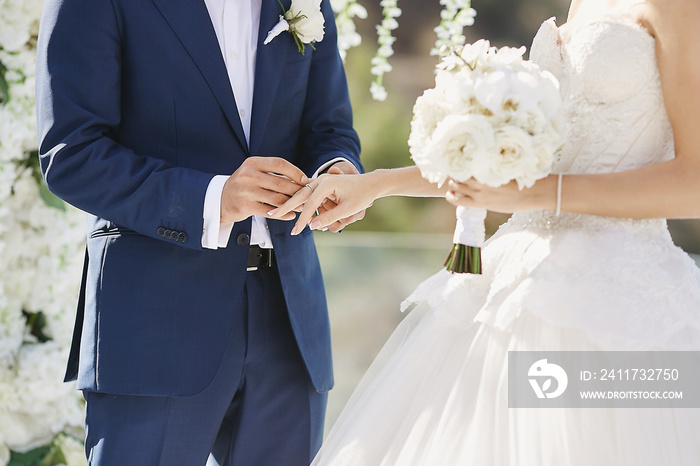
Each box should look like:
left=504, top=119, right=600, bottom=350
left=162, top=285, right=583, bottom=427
left=164, top=229, right=172, bottom=238
left=157, top=227, right=166, bottom=237
left=169, top=230, right=180, bottom=240
left=236, top=233, right=250, bottom=246
left=178, top=232, right=188, bottom=243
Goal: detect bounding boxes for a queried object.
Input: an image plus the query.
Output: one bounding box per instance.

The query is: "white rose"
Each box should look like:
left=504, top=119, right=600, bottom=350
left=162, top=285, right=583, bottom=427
left=0, top=26, right=30, bottom=53
left=532, top=137, right=558, bottom=175
left=490, top=45, right=526, bottom=68
left=287, top=0, right=325, bottom=44
left=486, top=126, right=548, bottom=189
left=459, top=38, right=491, bottom=69
left=0, top=344, right=83, bottom=452
left=474, top=66, right=541, bottom=116
left=408, top=88, right=452, bottom=159
left=0, top=9, right=30, bottom=51
left=415, top=114, right=496, bottom=185
left=512, top=107, right=547, bottom=135
left=0, top=412, right=55, bottom=453
left=434, top=68, right=478, bottom=112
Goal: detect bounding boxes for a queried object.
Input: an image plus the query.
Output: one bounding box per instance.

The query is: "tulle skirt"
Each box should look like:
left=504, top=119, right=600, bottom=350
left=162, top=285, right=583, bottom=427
left=312, top=211, right=700, bottom=465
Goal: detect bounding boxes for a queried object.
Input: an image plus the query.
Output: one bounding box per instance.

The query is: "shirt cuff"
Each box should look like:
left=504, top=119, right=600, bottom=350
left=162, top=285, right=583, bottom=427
left=313, top=157, right=354, bottom=178
left=202, top=175, right=234, bottom=249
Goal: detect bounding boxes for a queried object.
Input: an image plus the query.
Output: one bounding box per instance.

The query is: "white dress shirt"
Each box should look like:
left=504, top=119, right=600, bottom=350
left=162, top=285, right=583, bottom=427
left=201, top=0, right=347, bottom=249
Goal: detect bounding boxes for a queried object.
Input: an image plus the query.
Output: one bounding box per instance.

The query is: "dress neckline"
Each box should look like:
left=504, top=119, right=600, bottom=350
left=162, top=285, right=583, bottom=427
left=542, top=14, right=654, bottom=48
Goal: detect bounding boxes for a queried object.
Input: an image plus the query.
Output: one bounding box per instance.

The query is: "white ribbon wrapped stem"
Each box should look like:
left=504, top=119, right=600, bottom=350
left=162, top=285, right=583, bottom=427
left=453, top=206, right=487, bottom=247
left=264, top=16, right=290, bottom=45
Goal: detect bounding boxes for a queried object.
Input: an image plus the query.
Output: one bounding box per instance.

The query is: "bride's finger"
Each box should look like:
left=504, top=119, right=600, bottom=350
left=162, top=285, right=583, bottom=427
left=448, top=178, right=480, bottom=192
left=307, top=207, right=346, bottom=232
left=316, top=199, right=343, bottom=232
left=268, top=184, right=314, bottom=218
left=446, top=190, right=477, bottom=207
left=306, top=195, right=368, bottom=232
left=290, top=186, right=336, bottom=235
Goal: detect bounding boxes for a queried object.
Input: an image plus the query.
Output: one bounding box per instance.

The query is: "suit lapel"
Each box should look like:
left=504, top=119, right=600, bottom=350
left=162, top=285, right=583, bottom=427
left=250, top=0, right=291, bottom=155
left=152, top=0, right=249, bottom=154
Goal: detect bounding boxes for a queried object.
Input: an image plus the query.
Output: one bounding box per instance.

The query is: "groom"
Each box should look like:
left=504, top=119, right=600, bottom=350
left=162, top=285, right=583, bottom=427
left=35, top=0, right=361, bottom=464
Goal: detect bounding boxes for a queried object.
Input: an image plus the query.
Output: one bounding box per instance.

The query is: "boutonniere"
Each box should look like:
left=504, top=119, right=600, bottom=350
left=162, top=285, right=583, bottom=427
left=264, top=0, right=325, bottom=54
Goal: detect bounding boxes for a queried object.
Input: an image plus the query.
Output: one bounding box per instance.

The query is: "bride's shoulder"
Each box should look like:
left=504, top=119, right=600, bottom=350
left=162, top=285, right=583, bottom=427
left=643, top=0, right=700, bottom=41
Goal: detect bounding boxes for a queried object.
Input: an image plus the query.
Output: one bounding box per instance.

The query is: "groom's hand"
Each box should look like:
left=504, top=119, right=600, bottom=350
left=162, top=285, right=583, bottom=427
left=318, top=161, right=366, bottom=232
left=221, top=157, right=309, bottom=223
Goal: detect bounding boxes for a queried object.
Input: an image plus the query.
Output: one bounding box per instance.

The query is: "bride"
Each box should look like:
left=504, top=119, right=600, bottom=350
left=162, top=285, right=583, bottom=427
left=273, top=0, right=700, bottom=463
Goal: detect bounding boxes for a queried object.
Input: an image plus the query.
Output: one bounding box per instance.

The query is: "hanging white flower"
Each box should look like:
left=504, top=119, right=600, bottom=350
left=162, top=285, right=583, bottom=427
left=432, top=0, right=477, bottom=56
left=330, top=0, right=367, bottom=60
left=326, top=0, right=477, bottom=101
left=367, top=0, right=401, bottom=102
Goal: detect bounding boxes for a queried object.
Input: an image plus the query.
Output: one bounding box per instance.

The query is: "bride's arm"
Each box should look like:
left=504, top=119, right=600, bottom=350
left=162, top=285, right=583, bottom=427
left=356, top=166, right=446, bottom=198
left=270, top=166, right=445, bottom=234
left=448, top=0, right=700, bottom=219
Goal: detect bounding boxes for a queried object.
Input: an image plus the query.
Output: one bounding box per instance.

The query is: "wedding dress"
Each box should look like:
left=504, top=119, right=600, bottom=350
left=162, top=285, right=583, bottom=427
left=312, top=13, right=700, bottom=466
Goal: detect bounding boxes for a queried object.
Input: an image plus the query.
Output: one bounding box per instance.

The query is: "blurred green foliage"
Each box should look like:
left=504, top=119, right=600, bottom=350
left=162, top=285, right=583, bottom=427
left=342, top=45, right=451, bottom=234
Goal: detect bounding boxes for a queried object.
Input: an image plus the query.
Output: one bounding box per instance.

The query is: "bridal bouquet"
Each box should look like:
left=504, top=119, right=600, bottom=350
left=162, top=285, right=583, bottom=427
left=409, top=39, right=565, bottom=274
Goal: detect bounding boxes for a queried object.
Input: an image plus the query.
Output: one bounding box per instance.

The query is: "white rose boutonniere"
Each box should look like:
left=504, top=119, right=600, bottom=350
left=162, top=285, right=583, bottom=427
left=264, top=0, right=325, bottom=54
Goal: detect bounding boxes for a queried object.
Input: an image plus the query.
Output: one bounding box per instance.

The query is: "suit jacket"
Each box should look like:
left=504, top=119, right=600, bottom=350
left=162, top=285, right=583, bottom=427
left=36, top=0, right=361, bottom=396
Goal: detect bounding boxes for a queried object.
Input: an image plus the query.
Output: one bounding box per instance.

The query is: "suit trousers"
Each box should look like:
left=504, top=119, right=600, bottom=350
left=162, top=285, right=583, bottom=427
left=82, top=265, right=327, bottom=465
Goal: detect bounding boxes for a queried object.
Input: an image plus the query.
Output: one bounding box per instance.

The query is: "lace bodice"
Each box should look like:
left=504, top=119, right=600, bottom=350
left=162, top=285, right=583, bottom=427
left=506, top=14, right=675, bottom=236
left=530, top=15, right=675, bottom=175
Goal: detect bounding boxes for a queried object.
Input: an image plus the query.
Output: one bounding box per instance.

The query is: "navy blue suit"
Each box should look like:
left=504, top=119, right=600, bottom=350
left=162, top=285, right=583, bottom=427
left=36, top=0, right=360, bottom=463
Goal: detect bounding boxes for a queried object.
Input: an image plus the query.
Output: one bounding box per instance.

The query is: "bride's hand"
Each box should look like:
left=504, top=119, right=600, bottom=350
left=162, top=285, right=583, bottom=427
left=269, top=173, right=376, bottom=235
left=314, top=162, right=367, bottom=233
left=446, top=177, right=557, bottom=213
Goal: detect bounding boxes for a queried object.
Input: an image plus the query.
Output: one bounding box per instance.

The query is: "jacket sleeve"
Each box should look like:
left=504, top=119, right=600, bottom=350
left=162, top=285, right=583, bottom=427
left=36, top=0, right=213, bottom=250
